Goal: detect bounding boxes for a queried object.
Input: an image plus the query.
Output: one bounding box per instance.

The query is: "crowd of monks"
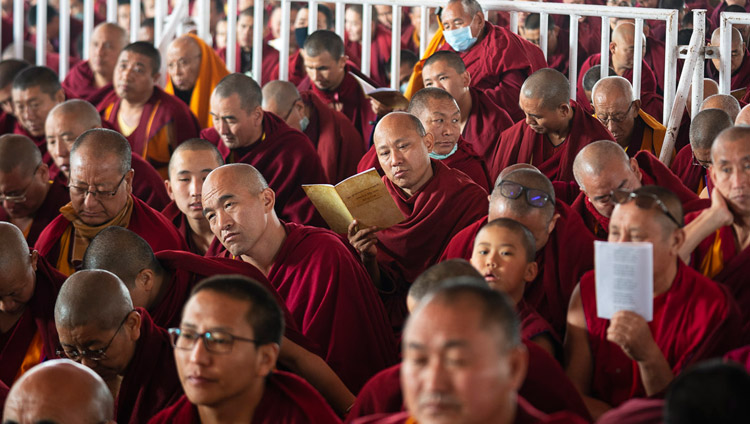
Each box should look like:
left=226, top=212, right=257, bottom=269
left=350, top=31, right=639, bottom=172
left=4, top=0, right=750, bottom=422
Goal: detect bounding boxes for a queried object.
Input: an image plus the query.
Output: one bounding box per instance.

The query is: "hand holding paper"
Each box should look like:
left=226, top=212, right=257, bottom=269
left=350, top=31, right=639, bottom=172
left=606, top=310, right=660, bottom=362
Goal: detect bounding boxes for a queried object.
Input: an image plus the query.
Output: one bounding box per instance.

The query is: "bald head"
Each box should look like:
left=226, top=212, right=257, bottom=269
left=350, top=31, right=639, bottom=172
left=612, top=21, right=636, bottom=45
left=407, top=87, right=459, bottom=117
left=711, top=28, right=745, bottom=74
left=423, top=50, right=467, bottom=74
left=690, top=109, right=733, bottom=151
left=573, top=140, right=631, bottom=190
left=492, top=169, right=556, bottom=221
left=82, top=227, right=159, bottom=290
left=712, top=125, right=750, bottom=160
left=700, top=94, right=741, bottom=122
left=205, top=163, right=269, bottom=197
left=711, top=27, right=743, bottom=48
left=54, top=270, right=134, bottom=331
left=167, top=138, right=224, bottom=179
left=71, top=128, right=132, bottom=175
left=737, top=104, right=750, bottom=125
left=520, top=68, right=570, bottom=108
left=592, top=76, right=633, bottom=103
left=0, top=222, right=31, bottom=271
left=0, top=134, right=42, bottom=173
left=687, top=78, right=720, bottom=116
left=49, top=99, right=102, bottom=129
left=213, top=73, right=263, bottom=113
left=169, top=34, right=201, bottom=58
left=410, top=259, right=485, bottom=303
left=261, top=80, right=301, bottom=117
left=495, top=164, right=542, bottom=186
left=167, top=35, right=202, bottom=91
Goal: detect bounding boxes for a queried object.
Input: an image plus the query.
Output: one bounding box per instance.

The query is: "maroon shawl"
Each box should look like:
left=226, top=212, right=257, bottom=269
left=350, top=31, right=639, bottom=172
left=61, top=60, right=115, bottom=106
left=670, top=145, right=707, bottom=195
left=463, top=86, right=514, bottom=163
left=218, top=42, right=279, bottom=85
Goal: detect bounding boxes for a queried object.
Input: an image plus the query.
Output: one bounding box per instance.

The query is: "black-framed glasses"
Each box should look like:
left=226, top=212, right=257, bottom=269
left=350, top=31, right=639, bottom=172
left=68, top=172, right=127, bottom=199
left=168, top=328, right=258, bottom=354
left=56, top=310, right=134, bottom=362
left=692, top=153, right=712, bottom=170
left=611, top=188, right=682, bottom=227
left=497, top=180, right=551, bottom=208
left=0, top=161, right=42, bottom=203
left=282, top=97, right=302, bottom=120
left=597, top=101, right=635, bottom=125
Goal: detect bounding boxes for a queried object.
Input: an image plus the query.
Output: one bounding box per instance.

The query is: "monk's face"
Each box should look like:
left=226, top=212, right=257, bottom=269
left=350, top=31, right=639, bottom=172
left=521, top=27, right=559, bottom=55
left=710, top=138, right=750, bottom=216
left=0, top=161, right=49, bottom=219
left=45, top=110, right=93, bottom=179
left=302, top=50, right=347, bottom=92
left=116, top=4, right=130, bottom=36
left=215, top=20, right=228, bottom=50
left=416, top=98, right=461, bottom=156
left=167, top=40, right=202, bottom=92
left=209, top=93, right=264, bottom=149
left=345, top=8, right=363, bottom=42
left=114, top=51, right=158, bottom=104
left=12, top=85, right=64, bottom=137
left=166, top=149, right=222, bottom=221
left=422, top=62, right=470, bottom=102
left=90, top=25, right=126, bottom=80
left=470, top=226, right=536, bottom=300
left=238, top=14, right=254, bottom=50
left=375, top=5, right=393, bottom=29
left=295, top=8, right=329, bottom=31
left=374, top=114, right=435, bottom=196
left=0, top=83, right=13, bottom=116
left=711, top=39, right=745, bottom=74
left=518, top=94, right=569, bottom=135
left=0, top=250, right=37, bottom=314
left=593, top=92, right=639, bottom=147
left=69, top=150, right=134, bottom=226
left=581, top=158, right=642, bottom=218
left=441, top=2, right=483, bottom=39
left=402, top=300, right=526, bottom=424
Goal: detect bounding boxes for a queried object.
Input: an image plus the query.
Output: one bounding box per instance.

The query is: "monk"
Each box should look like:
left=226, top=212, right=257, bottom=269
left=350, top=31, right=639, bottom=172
left=54, top=270, right=182, bottom=424
left=62, top=23, right=126, bottom=106
left=275, top=4, right=334, bottom=86
left=202, top=163, right=397, bottom=393
left=35, top=129, right=186, bottom=276
left=707, top=28, right=750, bottom=93
left=148, top=275, right=342, bottom=423
left=11, top=66, right=66, bottom=154
left=218, top=7, right=278, bottom=84
left=572, top=140, right=706, bottom=240
left=344, top=4, right=392, bottom=87
left=566, top=185, right=741, bottom=419
left=0, top=60, right=29, bottom=135
left=592, top=76, right=666, bottom=158
left=737, top=103, right=750, bottom=124
left=348, top=112, right=488, bottom=328
left=0, top=223, right=66, bottom=387
left=45, top=99, right=171, bottom=211
left=262, top=80, right=364, bottom=183
left=489, top=68, right=614, bottom=183
left=2, top=359, right=115, bottom=424
left=98, top=41, right=200, bottom=177
left=201, top=73, right=327, bottom=227
left=522, top=14, right=585, bottom=79
left=165, top=34, right=230, bottom=129
left=671, top=109, right=733, bottom=195
left=700, top=93, right=741, bottom=121
left=438, top=0, right=547, bottom=121
left=421, top=50, right=514, bottom=163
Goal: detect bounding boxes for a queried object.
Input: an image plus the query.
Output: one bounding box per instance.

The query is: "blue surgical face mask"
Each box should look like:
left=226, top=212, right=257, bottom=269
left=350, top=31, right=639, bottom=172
left=443, top=19, right=478, bottom=52
left=399, top=81, right=409, bottom=93
left=429, top=142, right=459, bottom=160
left=299, top=116, right=310, bottom=132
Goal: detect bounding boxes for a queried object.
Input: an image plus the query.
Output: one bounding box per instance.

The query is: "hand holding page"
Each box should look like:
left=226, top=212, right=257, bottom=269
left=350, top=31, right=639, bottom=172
left=349, top=71, right=410, bottom=110
left=595, top=241, right=654, bottom=322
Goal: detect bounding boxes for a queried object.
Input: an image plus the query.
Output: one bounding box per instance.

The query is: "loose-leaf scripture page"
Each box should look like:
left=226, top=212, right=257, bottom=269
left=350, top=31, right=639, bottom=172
left=594, top=241, right=654, bottom=322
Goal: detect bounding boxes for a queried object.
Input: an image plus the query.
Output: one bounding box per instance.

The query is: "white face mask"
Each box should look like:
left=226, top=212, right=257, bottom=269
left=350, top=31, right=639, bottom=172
left=443, top=17, right=478, bottom=52
left=299, top=115, right=310, bottom=132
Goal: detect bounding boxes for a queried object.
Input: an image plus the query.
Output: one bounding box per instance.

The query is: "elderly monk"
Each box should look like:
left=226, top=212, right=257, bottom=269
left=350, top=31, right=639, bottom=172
left=54, top=270, right=182, bottom=424
left=262, top=80, right=364, bottom=183
left=572, top=140, right=706, bottom=240
left=218, top=7, right=278, bottom=84
left=0, top=223, right=66, bottom=387
left=0, top=60, right=29, bottom=135
left=490, top=68, right=614, bottom=183
left=35, top=129, right=186, bottom=276
left=421, top=51, right=514, bottom=163
left=11, top=66, right=66, bottom=153
left=45, top=99, right=170, bottom=211
left=200, top=73, right=327, bottom=227
left=148, top=275, right=342, bottom=423
left=202, top=163, right=397, bottom=392
left=438, top=0, right=546, bottom=121
left=348, top=112, right=488, bottom=328
left=566, top=186, right=740, bottom=419
left=700, top=93, right=742, bottom=121
left=62, top=23, right=126, bottom=105
left=98, top=42, right=200, bottom=177
left=3, top=359, right=115, bottom=424
left=165, top=34, right=229, bottom=129
left=0, top=135, right=68, bottom=246
left=671, top=109, right=733, bottom=195
left=592, top=76, right=667, bottom=158
left=707, top=28, right=750, bottom=93
left=357, top=88, right=492, bottom=192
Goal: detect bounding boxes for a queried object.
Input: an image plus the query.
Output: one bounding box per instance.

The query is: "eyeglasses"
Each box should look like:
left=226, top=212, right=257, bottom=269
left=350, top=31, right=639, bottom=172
left=167, top=55, right=201, bottom=72
left=68, top=172, right=127, bottom=199
left=282, top=97, right=302, bottom=120
left=597, top=101, right=634, bottom=125
left=496, top=180, right=551, bottom=208
left=56, top=310, right=133, bottom=362
left=168, top=328, right=258, bottom=354
left=692, top=153, right=712, bottom=170
left=611, top=188, right=682, bottom=227
left=0, top=161, right=42, bottom=203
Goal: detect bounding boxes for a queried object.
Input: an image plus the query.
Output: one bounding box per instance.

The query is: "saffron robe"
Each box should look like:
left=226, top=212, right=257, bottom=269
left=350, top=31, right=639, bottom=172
left=439, top=21, right=547, bottom=122
left=670, top=145, right=708, bottom=195
left=489, top=100, right=614, bottom=183
left=61, top=60, right=115, bottom=106
left=345, top=23, right=393, bottom=87
left=200, top=112, right=328, bottom=227
left=0, top=255, right=65, bottom=387
left=463, top=86, right=514, bottom=164
left=35, top=194, right=188, bottom=276
left=218, top=42, right=279, bottom=85
left=0, top=179, right=69, bottom=246
left=579, top=262, right=742, bottom=407
left=706, top=49, right=750, bottom=92
left=147, top=371, right=342, bottom=424
left=623, top=110, right=667, bottom=159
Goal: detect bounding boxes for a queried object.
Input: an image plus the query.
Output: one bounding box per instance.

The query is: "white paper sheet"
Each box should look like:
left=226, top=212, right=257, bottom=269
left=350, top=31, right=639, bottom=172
left=594, top=241, right=654, bottom=322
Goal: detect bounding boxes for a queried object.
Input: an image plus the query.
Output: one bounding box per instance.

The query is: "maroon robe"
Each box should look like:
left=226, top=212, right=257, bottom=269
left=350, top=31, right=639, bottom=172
left=13, top=121, right=47, bottom=160
left=0, top=255, right=65, bottom=387
left=439, top=21, right=547, bottom=122
left=147, top=371, right=342, bottom=424
left=710, top=1, right=750, bottom=31
left=706, top=49, right=750, bottom=92
left=218, top=42, right=279, bottom=85
left=200, top=112, right=328, bottom=227
left=0, top=112, right=17, bottom=135
left=517, top=299, right=560, bottom=350
left=725, top=344, right=750, bottom=370
left=645, top=36, right=666, bottom=94
left=489, top=100, right=614, bottom=183
left=596, top=398, right=664, bottom=424
left=345, top=23, right=393, bottom=87
left=61, top=60, right=114, bottom=106
left=546, top=28, right=587, bottom=79
left=552, top=15, right=601, bottom=61
left=0, top=179, right=68, bottom=246
left=160, top=201, right=222, bottom=256
left=670, top=145, right=708, bottom=195
left=463, top=86, right=514, bottom=164
left=579, top=262, right=742, bottom=406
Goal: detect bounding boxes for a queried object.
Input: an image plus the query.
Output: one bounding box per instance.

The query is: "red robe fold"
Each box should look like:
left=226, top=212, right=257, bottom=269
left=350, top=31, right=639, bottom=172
left=489, top=100, right=614, bottom=183
left=61, top=60, right=115, bottom=106
left=160, top=201, right=222, bottom=256
left=0, top=179, right=69, bottom=246
left=670, top=145, right=707, bottom=195
left=218, top=42, right=279, bottom=85
left=200, top=112, right=328, bottom=227
left=147, top=371, right=342, bottom=424
left=517, top=299, right=560, bottom=349
left=0, top=111, right=16, bottom=135
left=116, top=308, right=182, bottom=424
left=725, top=345, right=750, bottom=370
left=0, top=255, right=65, bottom=387
left=552, top=15, right=601, bottom=61
left=706, top=49, right=750, bottom=92
left=463, top=86, right=514, bottom=164
left=264, top=221, right=398, bottom=393
left=345, top=23, right=393, bottom=87
left=579, top=262, right=742, bottom=407
left=439, top=21, right=547, bottom=122
left=546, top=28, right=587, bottom=79
left=13, top=121, right=48, bottom=160
left=645, top=36, right=666, bottom=94
left=596, top=398, right=664, bottom=424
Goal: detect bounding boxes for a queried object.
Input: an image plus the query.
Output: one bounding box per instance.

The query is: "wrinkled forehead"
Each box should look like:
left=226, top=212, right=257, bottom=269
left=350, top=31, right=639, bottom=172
left=712, top=137, right=750, bottom=161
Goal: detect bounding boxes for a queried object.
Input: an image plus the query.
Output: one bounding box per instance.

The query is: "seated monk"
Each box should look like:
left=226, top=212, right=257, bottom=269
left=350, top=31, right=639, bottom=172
left=421, top=51, right=514, bottom=164
left=148, top=275, right=342, bottom=423
left=2, top=359, right=115, bottom=423
left=62, top=23, right=126, bottom=106
left=218, top=7, right=278, bottom=84
left=701, top=93, right=742, bottom=121
left=344, top=4, right=392, bottom=87
left=358, top=88, right=492, bottom=192
left=438, top=0, right=546, bottom=121
left=45, top=99, right=171, bottom=210
left=522, top=14, right=586, bottom=79
left=262, top=80, right=365, bottom=183
left=201, top=163, right=397, bottom=393
left=201, top=73, right=327, bottom=227
left=54, top=270, right=183, bottom=424
left=565, top=186, right=741, bottom=419
left=11, top=66, right=66, bottom=155
left=489, top=68, right=614, bottom=183
left=0, top=223, right=66, bottom=387
left=592, top=76, right=667, bottom=158
left=347, top=112, right=488, bottom=328
left=0, top=135, right=68, bottom=246
left=671, top=109, right=733, bottom=195
left=35, top=129, right=187, bottom=276
left=165, top=34, right=229, bottom=129
left=572, top=140, right=708, bottom=241
left=274, top=4, right=334, bottom=86
left=0, top=60, right=29, bottom=135
left=98, top=41, right=200, bottom=178
left=707, top=28, right=750, bottom=94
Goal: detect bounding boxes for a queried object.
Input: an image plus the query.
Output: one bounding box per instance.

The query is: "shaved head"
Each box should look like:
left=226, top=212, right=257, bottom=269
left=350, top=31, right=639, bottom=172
left=167, top=138, right=224, bottom=179
left=0, top=222, right=32, bottom=273
left=49, top=99, right=102, bottom=129
left=700, top=94, right=741, bottom=122
left=573, top=140, right=631, bottom=190
left=444, top=0, right=483, bottom=16
left=303, top=29, right=345, bottom=60
left=407, top=87, right=459, bottom=117
left=82, top=227, right=159, bottom=290
left=409, top=259, right=485, bottom=304
left=612, top=21, right=636, bottom=44
left=710, top=28, right=745, bottom=74
left=169, top=34, right=201, bottom=58
left=690, top=109, right=733, bottom=151
left=54, top=269, right=134, bottom=331
left=71, top=128, right=132, bottom=175
left=261, top=80, right=300, bottom=117
left=495, top=164, right=542, bottom=186
left=167, top=35, right=202, bottom=91
left=213, top=73, right=263, bottom=113
left=205, top=163, right=269, bottom=197
left=423, top=50, right=467, bottom=74
left=711, top=27, right=743, bottom=47
left=712, top=125, right=750, bottom=161
left=736, top=104, right=750, bottom=125
left=0, top=134, right=42, bottom=173
left=687, top=78, right=720, bottom=116
left=592, top=76, right=634, bottom=103
left=492, top=169, right=556, bottom=223
left=520, top=68, right=570, bottom=109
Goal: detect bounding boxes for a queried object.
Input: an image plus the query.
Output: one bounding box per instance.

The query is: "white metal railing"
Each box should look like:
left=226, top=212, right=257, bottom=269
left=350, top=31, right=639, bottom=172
left=718, top=11, right=750, bottom=94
